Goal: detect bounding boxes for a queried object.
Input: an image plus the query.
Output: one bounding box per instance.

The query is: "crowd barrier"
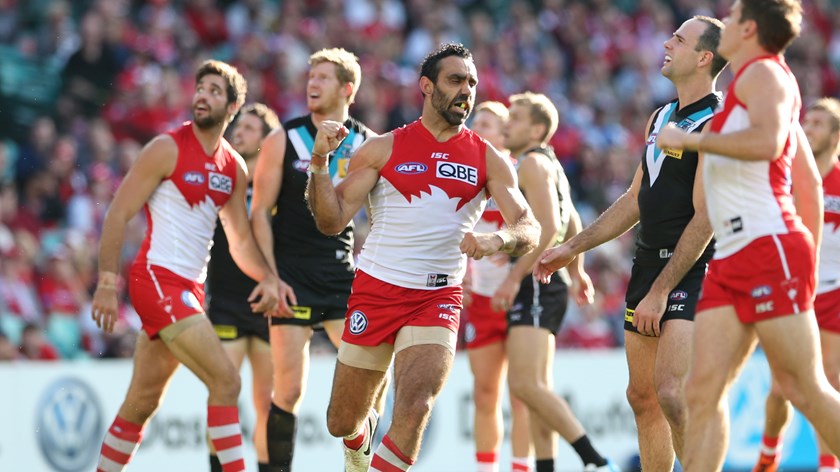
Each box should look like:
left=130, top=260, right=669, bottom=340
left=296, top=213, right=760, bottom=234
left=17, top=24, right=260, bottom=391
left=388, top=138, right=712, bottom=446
left=0, top=349, right=818, bottom=471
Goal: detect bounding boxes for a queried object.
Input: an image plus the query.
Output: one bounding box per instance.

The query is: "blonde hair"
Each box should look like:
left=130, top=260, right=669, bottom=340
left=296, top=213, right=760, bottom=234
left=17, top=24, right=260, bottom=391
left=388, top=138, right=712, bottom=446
left=309, top=48, right=362, bottom=104
left=508, top=92, right=559, bottom=144
left=475, top=101, right=510, bottom=121
left=809, top=97, right=840, bottom=133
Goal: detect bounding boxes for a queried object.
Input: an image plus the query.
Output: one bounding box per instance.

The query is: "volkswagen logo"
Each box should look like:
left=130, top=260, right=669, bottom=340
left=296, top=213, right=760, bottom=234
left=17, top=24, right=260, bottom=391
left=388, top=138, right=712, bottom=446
left=36, top=377, right=104, bottom=471
left=348, top=310, right=368, bottom=335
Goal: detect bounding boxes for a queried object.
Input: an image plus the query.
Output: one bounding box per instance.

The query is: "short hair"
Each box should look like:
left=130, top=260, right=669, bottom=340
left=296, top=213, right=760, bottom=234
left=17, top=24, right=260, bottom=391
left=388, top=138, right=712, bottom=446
left=508, top=92, right=559, bottom=144
left=239, top=103, right=280, bottom=137
left=309, top=48, right=362, bottom=104
left=419, top=43, right=473, bottom=83
left=474, top=101, right=509, bottom=122
left=808, top=97, right=840, bottom=133
left=740, top=0, right=802, bottom=54
left=693, top=16, right=728, bottom=78
left=195, top=60, right=248, bottom=108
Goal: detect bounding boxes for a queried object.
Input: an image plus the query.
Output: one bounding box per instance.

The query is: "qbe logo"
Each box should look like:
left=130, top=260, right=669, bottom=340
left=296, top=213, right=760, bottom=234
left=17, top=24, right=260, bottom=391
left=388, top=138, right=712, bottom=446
left=348, top=310, right=368, bottom=334
left=208, top=172, right=233, bottom=194
left=36, top=377, right=104, bottom=472
left=436, top=161, right=477, bottom=185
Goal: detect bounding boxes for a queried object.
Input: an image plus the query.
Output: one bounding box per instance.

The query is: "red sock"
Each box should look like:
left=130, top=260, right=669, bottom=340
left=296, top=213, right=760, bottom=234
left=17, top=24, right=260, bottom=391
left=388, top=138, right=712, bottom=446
left=343, top=418, right=368, bottom=451
left=819, top=454, right=840, bottom=471
left=512, top=456, right=532, bottom=471
left=371, top=434, right=414, bottom=471
left=477, top=451, right=498, bottom=472
left=207, top=406, right=245, bottom=472
left=97, top=416, right=144, bottom=472
left=760, top=435, right=781, bottom=456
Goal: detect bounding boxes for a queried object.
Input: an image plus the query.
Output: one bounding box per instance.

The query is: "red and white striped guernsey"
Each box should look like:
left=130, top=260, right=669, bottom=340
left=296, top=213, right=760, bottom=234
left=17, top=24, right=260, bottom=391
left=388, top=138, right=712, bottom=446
left=819, top=161, right=840, bottom=294
left=356, top=120, right=489, bottom=289
left=703, top=55, right=806, bottom=259
left=132, top=122, right=240, bottom=283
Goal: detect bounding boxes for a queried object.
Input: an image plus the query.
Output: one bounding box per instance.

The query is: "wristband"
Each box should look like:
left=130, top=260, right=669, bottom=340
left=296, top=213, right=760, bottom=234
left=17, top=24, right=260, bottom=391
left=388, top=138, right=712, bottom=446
left=493, top=230, right=516, bottom=253
left=308, top=164, right=330, bottom=175
left=311, top=150, right=330, bottom=160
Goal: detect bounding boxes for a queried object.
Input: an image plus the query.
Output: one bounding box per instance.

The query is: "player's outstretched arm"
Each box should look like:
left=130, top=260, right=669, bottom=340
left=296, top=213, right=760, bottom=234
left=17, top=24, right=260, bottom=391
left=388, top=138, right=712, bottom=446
left=250, top=127, right=287, bottom=277
left=221, top=159, right=283, bottom=315
left=464, top=145, right=539, bottom=260
left=306, top=120, right=389, bottom=235
left=93, top=135, right=177, bottom=333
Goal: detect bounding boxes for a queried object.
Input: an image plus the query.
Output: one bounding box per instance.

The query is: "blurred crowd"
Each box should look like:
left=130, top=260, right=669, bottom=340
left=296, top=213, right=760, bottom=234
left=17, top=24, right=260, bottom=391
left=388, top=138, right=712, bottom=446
left=0, top=0, right=838, bottom=360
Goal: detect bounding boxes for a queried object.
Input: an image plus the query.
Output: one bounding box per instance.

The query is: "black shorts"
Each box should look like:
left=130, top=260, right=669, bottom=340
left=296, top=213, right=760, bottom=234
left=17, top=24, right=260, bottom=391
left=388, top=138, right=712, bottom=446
left=624, top=262, right=706, bottom=333
left=508, top=273, right=568, bottom=334
left=269, top=305, right=346, bottom=329
left=207, top=294, right=270, bottom=343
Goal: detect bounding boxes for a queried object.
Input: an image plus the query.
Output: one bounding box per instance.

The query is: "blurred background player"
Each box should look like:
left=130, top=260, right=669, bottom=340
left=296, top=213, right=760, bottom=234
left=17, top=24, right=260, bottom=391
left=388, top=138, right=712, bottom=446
left=753, top=98, right=840, bottom=472
left=206, top=103, right=285, bottom=472
left=91, top=60, right=281, bottom=472
left=465, top=100, right=534, bottom=472
left=499, top=92, right=614, bottom=472
left=249, top=47, right=382, bottom=471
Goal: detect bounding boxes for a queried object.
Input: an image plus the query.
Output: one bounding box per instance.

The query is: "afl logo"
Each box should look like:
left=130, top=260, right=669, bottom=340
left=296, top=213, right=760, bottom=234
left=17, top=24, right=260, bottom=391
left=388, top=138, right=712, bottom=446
left=348, top=310, right=368, bottom=334
left=669, top=290, right=688, bottom=301
left=36, top=377, right=104, bottom=472
left=395, top=162, right=427, bottom=174
left=293, top=160, right=311, bottom=172
left=183, top=171, right=205, bottom=185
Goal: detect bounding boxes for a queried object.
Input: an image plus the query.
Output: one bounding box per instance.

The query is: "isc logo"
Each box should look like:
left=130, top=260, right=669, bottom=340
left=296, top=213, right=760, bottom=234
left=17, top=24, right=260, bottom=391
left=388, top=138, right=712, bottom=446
left=436, top=161, right=477, bottom=185
left=208, top=172, right=233, bottom=194
left=183, top=171, right=205, bottom=185
left=395, top=162, right=428, bottom=174
left=430, top=152, right=449, bottom=159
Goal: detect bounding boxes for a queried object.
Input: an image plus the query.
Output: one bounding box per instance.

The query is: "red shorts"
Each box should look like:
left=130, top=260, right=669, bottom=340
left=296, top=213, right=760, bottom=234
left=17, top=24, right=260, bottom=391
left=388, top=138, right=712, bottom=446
left=342, top=270, right=462, bottom=346
left=697, top=233, right=815, bottom=323
left=815, top=287, right=840, bottom=334
left=129, top=264, right=205, bottom=338
left=463, top=294, right=507, bottom=349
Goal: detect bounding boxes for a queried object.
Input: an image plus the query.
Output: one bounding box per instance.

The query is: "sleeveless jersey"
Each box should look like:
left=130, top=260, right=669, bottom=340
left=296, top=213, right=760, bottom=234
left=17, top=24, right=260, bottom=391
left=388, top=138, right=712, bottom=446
left=133, top=122, right=239, bottom=283
left=273, top=115, right=370, bottom=297
left=207, top=180, right=255, bottom=299
left=638, top=93, right=720, bottom=264
left=818, top=161, right=840, bottom=294
left=356, top=120, right=488, bottom=290
left=471, top=197, right=508, bottom=297
left=704, top=55, right=805, bottom=259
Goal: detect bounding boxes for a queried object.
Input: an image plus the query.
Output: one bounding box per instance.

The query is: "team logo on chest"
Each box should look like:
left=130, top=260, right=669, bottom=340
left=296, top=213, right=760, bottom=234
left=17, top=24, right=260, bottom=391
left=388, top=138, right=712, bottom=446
left=396, top=162, right=428, bottom=174
left=183, top=171, right=205, bottom=185
left=208, top=172, right=232, bottom=194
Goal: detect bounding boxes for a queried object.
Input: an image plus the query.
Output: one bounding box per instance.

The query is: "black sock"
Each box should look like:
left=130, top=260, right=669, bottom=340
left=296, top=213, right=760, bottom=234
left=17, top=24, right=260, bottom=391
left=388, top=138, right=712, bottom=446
left=258, top=463, right=270, bottom=472
left=209, top=454, right=223, bottom=472
left=266, top=403, right=296, bottom=471
left=536, top=458, right=554, bottom=472
left=571, top=434, right=607, bottom=467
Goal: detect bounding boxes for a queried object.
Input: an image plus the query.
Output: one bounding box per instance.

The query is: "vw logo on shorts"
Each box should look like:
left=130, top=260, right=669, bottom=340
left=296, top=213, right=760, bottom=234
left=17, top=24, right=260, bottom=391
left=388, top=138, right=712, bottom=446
left=348, top=310, right=368, bottom=335
left=37, top=377, right=104, bottom=472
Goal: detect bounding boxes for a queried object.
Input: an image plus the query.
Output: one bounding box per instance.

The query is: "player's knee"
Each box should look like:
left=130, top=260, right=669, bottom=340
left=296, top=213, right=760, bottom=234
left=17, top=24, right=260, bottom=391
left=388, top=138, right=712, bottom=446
left=325, top=407, right=357, bottom=438
left=507, top=376, right=539, bottom=404
left=125, top=390, right=165, bottom=421
left=209, top=369, right=241, bottom=403
left=473, top=382, right=500, bottom=411
left=273, top=383, right=304, bottom=409
left=776, top=376, right=814, bottom=415
left=396, top=395, right=434, bottom=425
left=823, top=358, right=840, bottom=391
left=625, top=383, right=658, bottom=416
left=656, top=382, right=686, bottom=425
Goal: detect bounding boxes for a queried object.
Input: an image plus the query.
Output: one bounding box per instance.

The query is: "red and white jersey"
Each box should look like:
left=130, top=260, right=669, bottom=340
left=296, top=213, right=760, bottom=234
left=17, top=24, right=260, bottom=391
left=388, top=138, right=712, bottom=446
left=704, top=55, right=806, bottom=259
left=819, top=161, right=840, bottom=294
left=470, top=200, right=509, bottom=297
left=357, top=120, right=488, bottom=289
left=133, top=122, right=240, bottom=283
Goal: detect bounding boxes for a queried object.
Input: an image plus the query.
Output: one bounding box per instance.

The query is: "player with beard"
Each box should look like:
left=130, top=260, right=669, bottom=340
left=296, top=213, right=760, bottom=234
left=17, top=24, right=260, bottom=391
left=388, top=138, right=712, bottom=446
left=249, top=48, right=382, bottom=471
left=206, top=103, right=291, bottom=472
left=307, top=43, right=540, bottom=472
left=92, top=60, right=281, bottom=472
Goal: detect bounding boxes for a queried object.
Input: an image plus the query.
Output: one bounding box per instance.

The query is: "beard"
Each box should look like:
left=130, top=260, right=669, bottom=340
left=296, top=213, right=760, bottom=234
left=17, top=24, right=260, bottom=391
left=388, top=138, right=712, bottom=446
left=431, top=86, right=470, bottom=126
left=193, top=105, right=227, bottom=129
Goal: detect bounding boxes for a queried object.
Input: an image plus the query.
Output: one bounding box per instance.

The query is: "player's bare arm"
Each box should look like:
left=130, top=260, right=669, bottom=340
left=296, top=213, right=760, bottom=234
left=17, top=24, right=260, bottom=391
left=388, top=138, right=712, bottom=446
left=250, top=126, right=287, bottom=277
left=657, top=62, right=796, bottom=161
left=563, top=206, right=595, bottom=306
left=92, top=135, right=177, bottom=333
left=633, top=151, right=713, bottom=336
left=791, top=123, right=824, bottom=249
left=463, top=144, right=539, bottom=260
left=220, top=157, right=283, bottom=315
left=306, top=120, right=390, bottom=235
left=491, top=152, right=560, bottom=311
left=535, top=163, right=642, bottom=282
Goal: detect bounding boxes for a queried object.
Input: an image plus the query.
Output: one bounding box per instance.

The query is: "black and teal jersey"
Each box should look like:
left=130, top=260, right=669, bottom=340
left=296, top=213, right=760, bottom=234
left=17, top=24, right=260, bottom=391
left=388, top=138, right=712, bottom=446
left=207, top=181, right=256, bottom=300
left=637, top=93, right=721, bottom=264
left=274, top=114, right=371, bottom=305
